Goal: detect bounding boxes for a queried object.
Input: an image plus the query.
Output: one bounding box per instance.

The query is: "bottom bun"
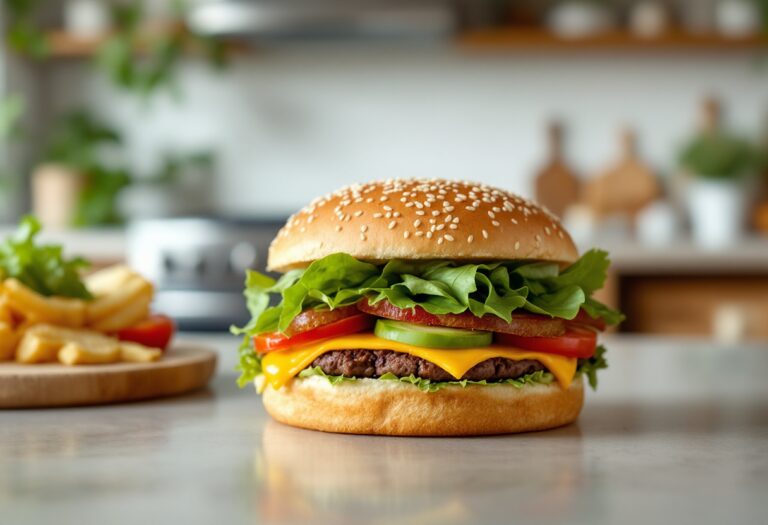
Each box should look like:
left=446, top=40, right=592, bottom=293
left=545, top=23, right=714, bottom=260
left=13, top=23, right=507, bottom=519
left=262, top=375, right=584, bottom=436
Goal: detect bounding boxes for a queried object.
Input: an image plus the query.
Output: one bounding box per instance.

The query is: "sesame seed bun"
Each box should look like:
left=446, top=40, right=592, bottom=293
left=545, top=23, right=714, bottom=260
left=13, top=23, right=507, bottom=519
left=267, top=179, right=578, bottom=272
left=262, top=375, right=584, bottom=436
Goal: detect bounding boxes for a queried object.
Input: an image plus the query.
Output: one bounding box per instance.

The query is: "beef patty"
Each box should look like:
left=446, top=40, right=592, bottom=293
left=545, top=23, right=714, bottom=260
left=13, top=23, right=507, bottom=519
left=310, top=349, right=545, bottom=382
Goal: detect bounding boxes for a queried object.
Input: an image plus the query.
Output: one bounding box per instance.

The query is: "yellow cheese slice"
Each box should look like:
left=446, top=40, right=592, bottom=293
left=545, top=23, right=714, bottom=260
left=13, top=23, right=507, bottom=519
left=261, top=334, right=577, bottom=391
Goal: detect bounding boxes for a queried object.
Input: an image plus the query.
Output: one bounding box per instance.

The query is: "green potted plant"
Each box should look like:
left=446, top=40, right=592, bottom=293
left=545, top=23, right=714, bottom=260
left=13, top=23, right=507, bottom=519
left=679, top=100, right=761, bottom=247
left=33, top=111, right=130, bottom=228
left=0, top=94, right=25, bottom=222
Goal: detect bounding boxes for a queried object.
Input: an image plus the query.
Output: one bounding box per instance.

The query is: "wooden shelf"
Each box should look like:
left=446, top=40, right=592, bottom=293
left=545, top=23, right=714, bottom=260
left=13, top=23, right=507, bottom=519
left=44, top=28, right=244, bottom=58
left=41, top=28, right=768, bottom=58
left=459, top=28, right=768, bottom=51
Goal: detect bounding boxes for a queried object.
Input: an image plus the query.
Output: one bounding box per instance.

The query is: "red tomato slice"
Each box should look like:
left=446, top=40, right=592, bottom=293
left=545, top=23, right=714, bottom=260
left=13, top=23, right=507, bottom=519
left=495, top=326, right=597, bottom=359
left=255, top=314, right=374, bottom=354
left=284, top=305, right=359, bottom=337
left=358, top=299, right=565, bottom=337
left=572, top=310, right=606, bottom=332
left=117, top=314, right=175, bottom=350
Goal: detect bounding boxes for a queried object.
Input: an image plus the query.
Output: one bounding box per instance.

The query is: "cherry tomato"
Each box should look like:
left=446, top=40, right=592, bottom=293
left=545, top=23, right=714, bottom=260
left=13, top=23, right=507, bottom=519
left=495, top=326, right=598, bottom=359
left=255, top=314, right=374, bottom=354
left=117, top=314, right=175, bottom=350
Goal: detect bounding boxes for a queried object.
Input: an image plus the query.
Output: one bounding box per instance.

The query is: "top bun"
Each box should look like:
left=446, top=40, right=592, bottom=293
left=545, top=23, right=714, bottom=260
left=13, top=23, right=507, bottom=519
left=268, top=179, right=578, bottom=272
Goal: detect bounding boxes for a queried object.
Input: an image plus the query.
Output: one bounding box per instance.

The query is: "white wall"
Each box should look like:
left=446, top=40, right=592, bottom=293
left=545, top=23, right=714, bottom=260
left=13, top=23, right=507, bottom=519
left=49, top=47, right=768, bottom=217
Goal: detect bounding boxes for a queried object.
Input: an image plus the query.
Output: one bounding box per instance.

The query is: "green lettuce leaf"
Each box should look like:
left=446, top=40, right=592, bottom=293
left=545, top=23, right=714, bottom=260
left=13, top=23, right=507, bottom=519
left=0, top=216, right=92, bottom=299
left=234, top=249, right=624, bottom=341
left=298, top=365, right=556, bottom=393
left=579, top=344, right=608, bottom=390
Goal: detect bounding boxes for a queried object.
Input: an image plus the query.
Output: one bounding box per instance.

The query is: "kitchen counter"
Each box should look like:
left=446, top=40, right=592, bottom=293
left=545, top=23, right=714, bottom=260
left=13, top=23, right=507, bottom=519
left=2, top=335, right=768, bottom=525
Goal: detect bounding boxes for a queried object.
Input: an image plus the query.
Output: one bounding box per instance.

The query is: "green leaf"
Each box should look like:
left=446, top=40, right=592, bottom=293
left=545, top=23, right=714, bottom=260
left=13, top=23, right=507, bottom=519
left=579, top=345, right=608, bottom=390
left=297, top=366, right=556, bottom=393
left=0, top=216, right=92, bottom=299
left=545, top=249, right=610, bottom=295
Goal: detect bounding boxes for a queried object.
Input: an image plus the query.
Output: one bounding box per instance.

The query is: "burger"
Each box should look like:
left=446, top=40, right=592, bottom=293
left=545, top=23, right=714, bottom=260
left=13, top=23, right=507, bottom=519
left=234, top=179, right=623, bottom=436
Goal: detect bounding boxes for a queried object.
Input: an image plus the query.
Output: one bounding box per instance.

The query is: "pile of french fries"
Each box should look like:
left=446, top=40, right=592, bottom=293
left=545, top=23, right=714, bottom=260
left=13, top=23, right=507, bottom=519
left=0, top=266, right=164, bottom=365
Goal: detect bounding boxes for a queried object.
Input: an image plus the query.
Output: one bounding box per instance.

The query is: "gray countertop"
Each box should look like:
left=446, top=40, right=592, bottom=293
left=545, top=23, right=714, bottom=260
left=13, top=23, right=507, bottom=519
left=2, top=334, right=768, bottom=525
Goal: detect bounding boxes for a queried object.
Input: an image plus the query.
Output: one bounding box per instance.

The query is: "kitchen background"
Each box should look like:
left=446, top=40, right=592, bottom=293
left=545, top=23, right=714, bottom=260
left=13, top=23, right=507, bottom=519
left=1, top=0, right=767, bottom=336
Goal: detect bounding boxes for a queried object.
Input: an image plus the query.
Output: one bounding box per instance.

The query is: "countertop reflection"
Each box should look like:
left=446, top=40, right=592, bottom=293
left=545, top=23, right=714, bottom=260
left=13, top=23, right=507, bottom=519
left=2, top=335, right=768, bottom=525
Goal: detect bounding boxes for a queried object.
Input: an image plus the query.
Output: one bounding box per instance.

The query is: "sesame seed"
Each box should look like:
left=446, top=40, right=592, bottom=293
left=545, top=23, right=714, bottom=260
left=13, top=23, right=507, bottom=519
left=535, top=234, right=542, bottom=243
left=424, top=201, right=432, bottom=208
left=492, top=220, right=500, bottom=227
left=437, top=237, right=444, bottom=245
left=445, top=206, right=454, bottom=212
left=426, top=231, right=433, bottom=239
left=335, top=225, right=342, bottom=232
left=452, top=217, right=459, bottom=223
left=465, top=206, right=476, bottom=211
left=388, top=221, right=397, bottom=230
left=511, top=218, right=518, bottom=224
left=360, top=233, right=367, bottom=241
left=403, top=231, right=410, bottom=239
left=414, top=219, right=422, bottom=227
left=360, top=225, right=368, bottom=233
left=558, top=231, right=564, bottom=239
left=393, top=212, right=401, bottom=218
left=493, top=206, right=501, bottom=212
left=415, top=202, right=423, bottom=209
left=445, top=214, right=452, bottom=222
left=307, top=215, right=315, bottom=223
left=373, top=212, right=383, bottom=218
left=482, top=229, right=489, bottom=239
left=444, top=234, right=454, bottom=242
left=380, top=196, right=388, bottom=202
left=405, top=202, right=414, bottom=208
left=545, top=227, right=551, bottom=235
left=436, top=224, right=445, bottom=231
left=366, top=198, right=374, bottom=203
left=354, top=210, right=363, bottom=217
left=400, top=197, right=407, bottom=202
left=514, top=241, right=521, bottom=250
left=467, top=235, right=474, bottom=243
left=416, top=210, right=426, bottom=216
left=300, top=227, right=306, bottom=233
left=488, top=211, right=496, bottom=219
left=385, top=212, right=392, bottom=219
left=449, top=224, right=458, bottom=230
left=415, top=231, right=424, bottom=237
left=383, top=205, right=392, bottom=211
left=432, top=210, right=440, bottom=216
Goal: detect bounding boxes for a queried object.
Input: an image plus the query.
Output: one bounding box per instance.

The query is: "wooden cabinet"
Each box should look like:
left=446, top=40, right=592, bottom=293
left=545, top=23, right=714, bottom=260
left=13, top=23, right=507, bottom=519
left=618, top=274, right=768, bottom=338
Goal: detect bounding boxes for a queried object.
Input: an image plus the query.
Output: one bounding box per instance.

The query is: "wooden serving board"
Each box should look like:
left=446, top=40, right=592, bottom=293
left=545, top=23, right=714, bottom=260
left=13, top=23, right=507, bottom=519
left=0, top=345, right=217, bottom=409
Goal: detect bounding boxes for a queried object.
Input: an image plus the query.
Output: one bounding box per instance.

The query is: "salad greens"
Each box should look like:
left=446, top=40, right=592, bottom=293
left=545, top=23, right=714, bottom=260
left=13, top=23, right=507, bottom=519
left=0, top=216, right=92, bottom=299
left=234, top=249, right=623, bottom=339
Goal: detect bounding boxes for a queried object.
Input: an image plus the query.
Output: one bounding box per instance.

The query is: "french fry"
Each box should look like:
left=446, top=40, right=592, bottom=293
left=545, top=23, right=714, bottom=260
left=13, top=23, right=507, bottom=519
left=16, top=328, right=63, bottom=363
left=85, top=265, right=136, bottom=296
left=16, top=324, right=119, bottom=364
left=0, top=299, right=12, bottom=325
left=0, top=322, right=17, bottom=361
left=119, top=342, right=162, bottom=363
left=3, top=279, right=85, bottom=327
left=85, top=275, right=153, bottom=325
left=58, top=341, right=120, bottom=365
left=89, top=291, right=152, bottom=332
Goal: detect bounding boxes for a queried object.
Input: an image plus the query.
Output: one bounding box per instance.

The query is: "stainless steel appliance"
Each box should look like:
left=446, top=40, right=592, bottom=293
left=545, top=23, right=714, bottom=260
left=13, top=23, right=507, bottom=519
left=127, top=217, right=283, bottom=331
